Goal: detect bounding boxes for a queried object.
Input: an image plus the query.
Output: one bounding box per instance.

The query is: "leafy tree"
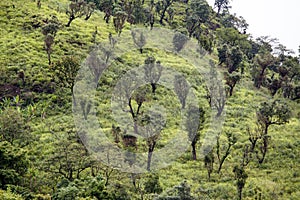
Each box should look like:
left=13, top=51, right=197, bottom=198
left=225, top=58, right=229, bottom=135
left=0, top=141, right=28, bottom=189
left=41, top=15, right=60, bottom=36
left=204, top=150, right=214, bottom=181
left=224, top=71, right=241, bottom=96
left=97, top=0, right=114, bottom=23
left=174, top=75, right=190, bottom=109
left=84, top=1, right=96, bottom=20
left=233, top=165, right=248, bottom=200
left=131, top=30, right=146, bottom=53
left=0, top=107, right=30, bottom=146
left=185, top=105, right=205, bottom=160
left=217, top=44, right=229, bottom=65
left=113, top=9, right=127, bottom=36
left=139, top=110, right=164, bottom=171
left=216, top=27, right=248, bottom=48
left=252, top=51, right=275, bottom=88
left=256, top=99, right=291, bottom=163
left=0, top=188, right=23, bottom=200
left=157, top=0, right=174, bottom=24
left=228, top=46, right=243, bottom=73
left=144, top=56, right=162, bottom=94
left=173, top=32, right=188, bottom=52
left=65, top=0, right=87, bottom=27
left=144, top=173, right=162, bottom=194
left=214, top=0, right=230, bottom=16
left=185, top=0, right=210, bottom=37
left=51, top=56, right=81, bottom=105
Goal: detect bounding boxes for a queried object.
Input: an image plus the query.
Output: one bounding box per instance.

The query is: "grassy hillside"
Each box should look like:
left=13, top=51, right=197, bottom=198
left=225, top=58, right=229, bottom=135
left=0, top=0, right=299, bottom=199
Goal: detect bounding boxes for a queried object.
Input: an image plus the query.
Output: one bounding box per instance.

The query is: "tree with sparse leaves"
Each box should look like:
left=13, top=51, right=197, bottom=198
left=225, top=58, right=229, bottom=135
left=174, top=75, right=190, bottom=109
left=256, top=99, right=291, bottom=163
left=144, top=56, right=162, bottom=94
left=132, top=30, right=146, bottom=53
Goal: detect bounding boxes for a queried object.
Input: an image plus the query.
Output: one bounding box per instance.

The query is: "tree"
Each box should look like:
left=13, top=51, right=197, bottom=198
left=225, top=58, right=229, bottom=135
left=44, top=34, right=54, bottom=65
left=174, top=75, right=190, bottom=109
left=173, top=32, right=188, bottom=52
left=252, top=51, right=275, bottom=88
left=65, top=0, right=87, bottom=27
left=228, top=46, right=243, bottom=73
left=131, top=30, right=146, bottom=53
left=97, top=0, right=114, bottom=23
left=224, top=71, right=241, bottom=96
left=217, top=44, right=229, bottom=65
left=216, top=131, right=237, bottom=173
left=0, top=107, right=30, bottom=147
left=44, top=122, right=93, bottom=181
left=51, top=56, right=81, bottom=105
left=84, top=2, right=96, bottom=20
left=256, top=99, right=291, bottom=163
left=143, top=56, right=162, bottom=94
left=139, top=110, right=164, bottom=171
left=113, top=9, right=127, bottom=36
left=204, top=150, right=214, bottom=181
left=214, top=0, right=230, bottom=16
left=206, top=61, right=226, bottom=117
left=233, top=165, right=248, bottom=200
left=41, top=16, right=60, bottom=65
left=157, top=0, right=174, bottom=24
left=185, top=105, right=205, bottom=160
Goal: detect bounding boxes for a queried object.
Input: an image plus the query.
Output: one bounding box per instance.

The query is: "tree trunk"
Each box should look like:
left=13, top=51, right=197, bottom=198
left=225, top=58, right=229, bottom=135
left=238, top=187, right=242, bottom=200
left=66, top=16, right=74, bottom=27
left=191, top=142, right=196, bottom=160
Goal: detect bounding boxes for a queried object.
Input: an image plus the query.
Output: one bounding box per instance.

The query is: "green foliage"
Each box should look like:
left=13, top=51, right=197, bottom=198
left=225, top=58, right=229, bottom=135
left=0, top=141, right=28, bottom=189
left=0, top=189, right=24, bottom=200
left=0, top=108, right=31, bottom=146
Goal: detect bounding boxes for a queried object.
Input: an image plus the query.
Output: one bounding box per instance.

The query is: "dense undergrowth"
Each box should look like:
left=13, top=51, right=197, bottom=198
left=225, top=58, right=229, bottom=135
left=0, top=0, right=299, bottom=199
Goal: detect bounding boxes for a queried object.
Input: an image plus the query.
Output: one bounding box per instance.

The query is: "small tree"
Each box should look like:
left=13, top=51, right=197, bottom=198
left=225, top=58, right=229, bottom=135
left=186, top=105, right=205, bottom=160
left=84, top=2, right=96, bottom=20
left=216, top=131, right=237, bottom=173
left=113, top=10, right=127, bottom=36
left=157, top=0, right=174, bottom=24
left=144, top=56, right=162, bottom=94
left=214, top=0, right=231, bottom=16
left=233, top=165, right=248, bottom=200
left=131, top=30, right=146, bottom=53
left=44, top=34, right=54, bottom=65
left=173, top=32, right=188, bottom=52
left=224, top=71, right=241, bottom=96
left=65, top=0, right=86, bottom=27
left=51, top=56, right=81, bottom=105
left=256, top=99, right=291, bottom=163
left=204, top=150, right=214, bottom=181
left=174, top=75, right=190, bottom=109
